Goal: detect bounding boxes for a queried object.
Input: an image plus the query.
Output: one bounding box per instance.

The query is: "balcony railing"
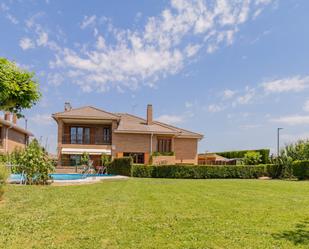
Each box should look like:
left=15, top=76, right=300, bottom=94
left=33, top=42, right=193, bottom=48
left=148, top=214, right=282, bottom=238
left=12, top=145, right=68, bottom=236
left=62, top=133, right=111, bottom=145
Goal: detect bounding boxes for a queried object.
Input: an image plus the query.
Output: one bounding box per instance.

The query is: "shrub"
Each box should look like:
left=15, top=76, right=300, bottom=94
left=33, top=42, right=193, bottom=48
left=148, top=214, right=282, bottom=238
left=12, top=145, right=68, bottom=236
left=292, top=160, right=309, bottom=180
left=16, top=139, right=54, bottom=185
left=242, top=151, right=262, bottom=165
left=284, top=139, right=309, bottom=161
left=107, top=157, right=133, bottom=176
left=81, top=152, right=90, bottom=166
left=216, top=149, right=270, bottom=163
left=152, top=151, right=175, bottom=156
left=101, top=153, right=111, bottom=166
left=132, top=164, right=274, bottom=179
left=0, top=163, right=9, bottom=201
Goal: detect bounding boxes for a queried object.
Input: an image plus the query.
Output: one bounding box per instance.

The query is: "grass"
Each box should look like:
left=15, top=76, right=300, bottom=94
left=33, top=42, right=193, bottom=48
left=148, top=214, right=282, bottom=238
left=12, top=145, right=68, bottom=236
left=0, top=179, right=308, bottom=249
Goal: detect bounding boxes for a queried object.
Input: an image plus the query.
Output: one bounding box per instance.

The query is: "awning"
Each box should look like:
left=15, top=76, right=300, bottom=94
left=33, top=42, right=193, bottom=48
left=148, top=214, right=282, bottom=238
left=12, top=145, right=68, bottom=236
left=61, top=148, right=111, bottom=155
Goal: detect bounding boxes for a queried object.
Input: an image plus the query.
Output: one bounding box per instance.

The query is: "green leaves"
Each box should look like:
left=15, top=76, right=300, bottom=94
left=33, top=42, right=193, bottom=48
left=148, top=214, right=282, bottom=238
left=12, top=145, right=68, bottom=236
left=12, top=139, right=54, bottom=185
left=0, top=58, right=41, bottom=117
left=242, top=151, right=262, bottom=165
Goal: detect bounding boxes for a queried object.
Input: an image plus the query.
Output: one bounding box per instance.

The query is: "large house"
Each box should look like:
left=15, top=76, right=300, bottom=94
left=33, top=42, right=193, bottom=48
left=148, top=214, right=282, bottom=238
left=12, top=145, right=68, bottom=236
left=0, top=112, right=33, bottom=154
left=52, top=104, right=203, bottom=167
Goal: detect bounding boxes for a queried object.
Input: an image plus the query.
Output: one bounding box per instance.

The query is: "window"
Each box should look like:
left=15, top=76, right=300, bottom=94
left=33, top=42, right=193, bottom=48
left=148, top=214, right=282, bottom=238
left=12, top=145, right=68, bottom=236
left=70, top=127, right=90, bottom=144
left=157, top=138, right=172, bottom=153
left=103, top=127, right=111, bottom=143
left=123, top=152, right=144, bottom=164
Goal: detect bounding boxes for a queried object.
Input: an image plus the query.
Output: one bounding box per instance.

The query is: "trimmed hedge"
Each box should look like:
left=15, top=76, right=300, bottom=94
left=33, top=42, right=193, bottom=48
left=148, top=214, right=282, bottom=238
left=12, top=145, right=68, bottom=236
left=216, top=149, right=270, bottom=164
left=132, top=164, right=277, bottom=179
left=292, top=160, right=309, bottom=180
left=107, top=157, right=133, bottom=176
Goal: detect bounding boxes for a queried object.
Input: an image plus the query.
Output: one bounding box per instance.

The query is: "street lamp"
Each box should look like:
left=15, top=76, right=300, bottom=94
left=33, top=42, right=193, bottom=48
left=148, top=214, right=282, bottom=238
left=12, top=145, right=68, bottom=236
left=277, top=128, right=283, bottom=157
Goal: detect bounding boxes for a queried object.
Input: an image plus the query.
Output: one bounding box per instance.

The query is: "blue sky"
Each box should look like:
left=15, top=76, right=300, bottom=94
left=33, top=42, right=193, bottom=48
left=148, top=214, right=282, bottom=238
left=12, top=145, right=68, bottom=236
left=1, top=0, right=309, bottom=154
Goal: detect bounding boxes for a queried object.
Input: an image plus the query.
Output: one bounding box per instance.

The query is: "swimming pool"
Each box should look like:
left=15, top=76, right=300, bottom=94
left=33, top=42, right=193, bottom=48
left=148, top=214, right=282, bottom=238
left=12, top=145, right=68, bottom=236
left=50, top=173, right=114, bottom=180
left=9, top=173, right=114, bottom=182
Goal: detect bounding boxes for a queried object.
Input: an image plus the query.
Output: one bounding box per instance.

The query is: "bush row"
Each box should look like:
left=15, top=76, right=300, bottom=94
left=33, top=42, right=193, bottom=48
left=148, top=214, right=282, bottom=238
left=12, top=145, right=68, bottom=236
left=292, top=160, right=309, bottom=180
left=131, top=164, right=277, bottom=179
left=216, top=149, right=270, bottom=163
left=105, top=157, right=308, bottom=180
left=107, top=157, right=133, bottom=176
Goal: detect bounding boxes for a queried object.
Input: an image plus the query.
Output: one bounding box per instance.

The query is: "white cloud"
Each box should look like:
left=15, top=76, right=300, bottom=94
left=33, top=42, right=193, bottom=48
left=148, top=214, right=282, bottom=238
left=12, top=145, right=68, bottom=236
left=156, top=114, right=184, bottom=125
left=37, top=32, right=48, bottom=46
left=27, top=0, right=274, bottom=92
left=223, top=89, right=236, bottom=99
left=271, top=115, right=309, bottom=126
left=262, top=75, right=309, bottom=93
left=6, top=14, right=18, bottom=24
left=47, top=73, right=64, bottom=86
left=234, top=88, right=255, bottom=105
left=80, top=15, right=97, bottom=29
left=96, top=35, right=106, bottom=50
left=19, top=37, right=35, bottom=50
left=208, top=104, right=224, bottom=113
left=185, top=44, right=201, bottom=57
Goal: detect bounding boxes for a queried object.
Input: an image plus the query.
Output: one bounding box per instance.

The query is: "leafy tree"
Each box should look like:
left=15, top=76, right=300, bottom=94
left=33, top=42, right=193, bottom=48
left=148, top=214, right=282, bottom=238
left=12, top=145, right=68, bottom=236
left=242, top=151, right=262, bottom=165
left=0, top=58, right=41, bottom=117
left=17, top=139, right=54, bottom=185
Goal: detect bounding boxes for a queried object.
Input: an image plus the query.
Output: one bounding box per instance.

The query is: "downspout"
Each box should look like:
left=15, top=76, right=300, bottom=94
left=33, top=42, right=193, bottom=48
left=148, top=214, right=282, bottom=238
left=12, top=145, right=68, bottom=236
left=5, top=125, right=13, bottom=153
left=150, top=132, right=153, bottom=154
left=150, top=132, right=153, bottom=164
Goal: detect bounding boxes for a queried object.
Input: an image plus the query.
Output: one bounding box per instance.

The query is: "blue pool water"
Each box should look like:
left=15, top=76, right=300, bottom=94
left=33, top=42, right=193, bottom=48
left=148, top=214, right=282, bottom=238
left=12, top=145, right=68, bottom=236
left=9, top=173, right=114, bottom=181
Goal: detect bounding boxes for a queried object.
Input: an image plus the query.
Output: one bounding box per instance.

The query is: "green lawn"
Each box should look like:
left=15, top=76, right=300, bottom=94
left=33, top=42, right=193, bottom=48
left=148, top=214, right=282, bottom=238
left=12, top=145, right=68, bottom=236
left=0, top=179, right=308, bottom=249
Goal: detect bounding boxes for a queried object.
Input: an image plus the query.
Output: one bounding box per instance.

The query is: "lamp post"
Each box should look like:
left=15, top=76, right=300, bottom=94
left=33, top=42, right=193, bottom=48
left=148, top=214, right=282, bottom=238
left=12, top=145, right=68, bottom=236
left=277, top=128, right=283, bottom=158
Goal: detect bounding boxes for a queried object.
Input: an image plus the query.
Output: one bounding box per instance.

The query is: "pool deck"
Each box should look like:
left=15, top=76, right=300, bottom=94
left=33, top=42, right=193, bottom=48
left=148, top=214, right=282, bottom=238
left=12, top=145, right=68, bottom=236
left=9, top=175, right=129, bottom=186
left=52, top=175, right=129, bottom=185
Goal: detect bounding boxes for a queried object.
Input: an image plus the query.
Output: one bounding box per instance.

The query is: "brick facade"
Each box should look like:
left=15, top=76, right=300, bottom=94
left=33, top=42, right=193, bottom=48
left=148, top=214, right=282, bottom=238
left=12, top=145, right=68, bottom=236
left=53, top=105, right=203, bottom=166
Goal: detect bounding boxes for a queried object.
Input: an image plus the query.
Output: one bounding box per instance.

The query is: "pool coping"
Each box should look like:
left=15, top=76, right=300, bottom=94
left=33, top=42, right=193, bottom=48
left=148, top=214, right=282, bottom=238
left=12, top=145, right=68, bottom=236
left=8, top=175, right=129, bottom=185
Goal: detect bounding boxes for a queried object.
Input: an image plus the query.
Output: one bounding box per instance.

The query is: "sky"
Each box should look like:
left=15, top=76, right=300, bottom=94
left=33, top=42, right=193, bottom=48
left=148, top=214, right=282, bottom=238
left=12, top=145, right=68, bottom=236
left=1, top=0, right=309, bottom=154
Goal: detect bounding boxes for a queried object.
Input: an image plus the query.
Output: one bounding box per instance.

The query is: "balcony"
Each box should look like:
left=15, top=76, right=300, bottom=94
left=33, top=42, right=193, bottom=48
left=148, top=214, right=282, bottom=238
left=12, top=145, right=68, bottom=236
left=62, top=133, right=111, bottom=145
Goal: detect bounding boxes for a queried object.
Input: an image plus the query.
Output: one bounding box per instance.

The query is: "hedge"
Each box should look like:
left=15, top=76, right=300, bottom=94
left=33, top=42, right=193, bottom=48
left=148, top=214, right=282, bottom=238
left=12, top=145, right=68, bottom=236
left=132, top=164, right=277, bottom=179
left=292, top=160, right=309, bottom=180
left=216, top=149, right=270, bottom=163
left=106, top=157, right=133, bottom=176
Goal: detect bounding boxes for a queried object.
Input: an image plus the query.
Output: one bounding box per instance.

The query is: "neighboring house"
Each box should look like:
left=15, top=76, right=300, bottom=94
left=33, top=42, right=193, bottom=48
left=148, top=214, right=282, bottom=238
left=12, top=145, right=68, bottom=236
left=198, top=153, right=236, bottom=165
left=0, top=112, right=33, bottom=154
left=52, top=104, right=203, bottom=167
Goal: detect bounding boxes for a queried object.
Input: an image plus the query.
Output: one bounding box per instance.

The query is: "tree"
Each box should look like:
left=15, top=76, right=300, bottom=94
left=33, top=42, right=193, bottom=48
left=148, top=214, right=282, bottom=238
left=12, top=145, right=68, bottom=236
left=242, top=151, right=262, bottom=165
left=0, top=58, right=41, bottom=117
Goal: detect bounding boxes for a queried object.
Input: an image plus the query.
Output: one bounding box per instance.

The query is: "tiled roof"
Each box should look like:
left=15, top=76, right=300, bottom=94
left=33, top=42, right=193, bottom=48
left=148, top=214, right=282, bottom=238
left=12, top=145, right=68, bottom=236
left=0, top=118, right=33, bottom=136
left=52, top=106, right=203, bottom=139
left=115, top=113, right=203, bottom=138
left=52, top=106, right=120, bottom=120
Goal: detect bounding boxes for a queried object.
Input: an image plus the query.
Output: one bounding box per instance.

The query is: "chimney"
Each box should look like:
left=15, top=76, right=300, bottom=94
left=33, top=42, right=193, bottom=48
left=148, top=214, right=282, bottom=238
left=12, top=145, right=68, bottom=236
left=13, top=114, right=18, bottom=125
left=4, top=112, right=11, bottom=122
left=147, top=104, right=153, bottom=125
left=64, top=102, right=72, bottom=112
